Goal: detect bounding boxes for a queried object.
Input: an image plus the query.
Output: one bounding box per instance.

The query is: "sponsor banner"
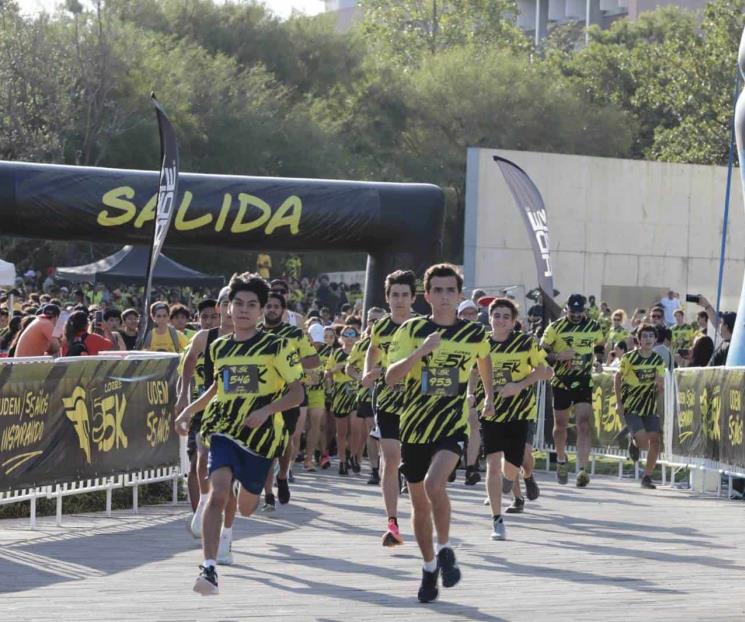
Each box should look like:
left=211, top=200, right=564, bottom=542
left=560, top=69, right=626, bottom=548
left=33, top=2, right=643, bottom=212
left=591, top=371, right=626, bottom=449
left=0, top=357, right=179, bottom=492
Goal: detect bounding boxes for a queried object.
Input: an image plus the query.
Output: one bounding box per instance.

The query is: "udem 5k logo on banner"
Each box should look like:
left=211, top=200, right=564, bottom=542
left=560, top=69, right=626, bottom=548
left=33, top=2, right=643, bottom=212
left=63, top=380, right=128, bottom=464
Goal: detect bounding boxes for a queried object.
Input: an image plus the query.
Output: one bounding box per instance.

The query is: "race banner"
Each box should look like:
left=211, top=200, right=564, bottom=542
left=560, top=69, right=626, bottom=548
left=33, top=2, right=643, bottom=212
left=720, top=369, right=745, bottom=468
left=0, top=356, right=179, bottom=492
left=139, top=95, right=180, bottom=345
left=591, top=371, right=626, bottom=449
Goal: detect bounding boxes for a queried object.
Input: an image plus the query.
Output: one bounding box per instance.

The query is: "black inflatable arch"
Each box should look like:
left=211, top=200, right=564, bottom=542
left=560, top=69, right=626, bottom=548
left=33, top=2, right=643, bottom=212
left=0, top=161, right=444, bottom=309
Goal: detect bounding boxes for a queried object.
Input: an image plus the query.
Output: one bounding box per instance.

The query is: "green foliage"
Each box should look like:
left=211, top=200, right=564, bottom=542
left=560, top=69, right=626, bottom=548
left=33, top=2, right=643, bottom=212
left=0, top=0, right=741, bottom=269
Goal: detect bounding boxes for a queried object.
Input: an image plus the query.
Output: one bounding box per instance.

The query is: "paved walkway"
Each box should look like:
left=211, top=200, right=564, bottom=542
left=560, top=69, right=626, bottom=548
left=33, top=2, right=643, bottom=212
left=1, top=469, right=744, bottom=621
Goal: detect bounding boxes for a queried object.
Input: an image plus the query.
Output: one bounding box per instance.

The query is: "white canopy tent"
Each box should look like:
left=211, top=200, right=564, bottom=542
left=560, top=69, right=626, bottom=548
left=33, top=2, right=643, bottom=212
left=0, top=259, right=16, bottom=286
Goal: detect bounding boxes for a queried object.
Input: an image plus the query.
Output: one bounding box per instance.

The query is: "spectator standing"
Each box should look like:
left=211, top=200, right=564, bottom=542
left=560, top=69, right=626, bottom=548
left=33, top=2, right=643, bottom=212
left=658, top=290, right=681, bottom=326
left=61, top=311, right=114, bottom=356
left=709, top=312, right=736, bottom=366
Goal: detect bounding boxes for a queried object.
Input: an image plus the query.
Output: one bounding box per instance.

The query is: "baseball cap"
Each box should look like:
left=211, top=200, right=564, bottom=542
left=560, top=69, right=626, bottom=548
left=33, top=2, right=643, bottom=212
left=477, top=295, right=496, bottom=308
left=309, top=323, right=325, bottom=344
left=217, top=286, right=231, bottom=304
left=567, top=294, right=586, bottom=312
left=457, top=300, right=478, bottom=315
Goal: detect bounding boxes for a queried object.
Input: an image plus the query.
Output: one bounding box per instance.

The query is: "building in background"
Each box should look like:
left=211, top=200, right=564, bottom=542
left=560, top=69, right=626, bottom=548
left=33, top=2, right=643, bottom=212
left=323, top=0, right=709, bottom=43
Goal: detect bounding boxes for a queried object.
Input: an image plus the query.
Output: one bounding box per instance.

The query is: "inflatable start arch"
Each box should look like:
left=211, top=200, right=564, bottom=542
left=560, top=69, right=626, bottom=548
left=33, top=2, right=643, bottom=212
left=0, top=162, right=444, bottom=308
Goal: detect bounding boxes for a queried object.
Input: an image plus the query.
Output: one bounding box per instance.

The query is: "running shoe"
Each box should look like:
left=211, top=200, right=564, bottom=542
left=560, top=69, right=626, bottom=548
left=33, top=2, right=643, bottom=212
left=491, top=517, right=507, bottom=541
left=400, top=480, right=408, bottom=495
left=262, top=493, right=276, bottom=512
left=524, top=475, right=540, bottom=501
left=351, top=457, right=361, bottom=474
left=193, top=565, right=219, bottom=595
left=417, top=568, right=439, bottom=603
left=556, top=461, right=569, bottom=485
left=189, top=510, right=203, bottom=539
left=448, top=468, right=457, bottom=483
left=217, top=539, right=234, bottom=566
left=641, top=475, right=657, bottom=489
left=576, top=469, right=590, bottom=488
left=288, top=468, right=295, bottom=483
left=505, top=496, right=525, bottom=514
left=483, top=497, right=490, bottom=505
left=277, top=477, right=291, bottom=505
left=304, top=461, right=317, bottom=472
left=382, top=519, right=404, bottom=547
left=628, top=437, right=640, bottom=462
left=437, top=547, right=461, bottom=588
left=319, top=452, right=331, bottom=469
left=464, top=467, right=481, bottom=486
left=367, top=468, right=380, bottom=485
left=339, top=461, right=348, bottom=476
left=502, top=476, right=513, bottom=495
left=369, top=425, right=381, bottom=440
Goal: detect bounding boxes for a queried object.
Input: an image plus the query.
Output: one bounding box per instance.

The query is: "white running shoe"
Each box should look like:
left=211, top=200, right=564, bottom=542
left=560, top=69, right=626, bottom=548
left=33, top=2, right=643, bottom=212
left=369, top=425, right=381, bottom=440
left=190, top=510, right=203, bottom=539
left=217, top=539, right=234, bottom=565
left=491, top=517, right=507, bottom=541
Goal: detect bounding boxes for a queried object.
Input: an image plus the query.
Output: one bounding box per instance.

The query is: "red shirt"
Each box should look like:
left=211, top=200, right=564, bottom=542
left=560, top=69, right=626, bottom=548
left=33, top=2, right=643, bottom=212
left=61, top=332, right=114, bottom=356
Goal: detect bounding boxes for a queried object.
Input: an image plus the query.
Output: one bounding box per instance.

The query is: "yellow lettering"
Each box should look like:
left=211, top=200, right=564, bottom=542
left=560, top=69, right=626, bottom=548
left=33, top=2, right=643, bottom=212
left=231, top=194, right=271, bottom=234
left=265, top=195, right=302, bottom=235
left=215, top=194, right=232, bottom=232
left=134, top=194, right=157, bottom=229
left=98, top=187, right=137, bottom=227
left=174, top=191, right=213, bottom=231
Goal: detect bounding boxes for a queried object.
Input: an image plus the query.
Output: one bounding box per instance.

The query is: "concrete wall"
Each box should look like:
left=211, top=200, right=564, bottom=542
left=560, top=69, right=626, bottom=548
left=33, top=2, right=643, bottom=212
left=463, top=149, right=745, bottom=318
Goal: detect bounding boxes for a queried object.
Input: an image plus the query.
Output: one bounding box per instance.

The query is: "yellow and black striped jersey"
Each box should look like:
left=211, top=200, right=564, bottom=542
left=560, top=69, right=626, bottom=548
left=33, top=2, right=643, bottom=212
left=618, top=349, right=665, bottom=417
left=200, top=331, right=303, bottom=458
left=348, top=335, right=372, bottom=404
left=541, top=316, right=605, bottom=391
left=671, top=324, right=696, bottom=352
left=370, top=314, right=407, bottom=415
left=476, top=331, right=547, bottom=423
left=326, top=347, right=354, bottom=385
left=388, top=317, right=490, bottom=444
left=192, top=350, right=206, bottom=401
left=261, top=322, right=316, bottom=360
left=607, top=325, right=630, bottom=348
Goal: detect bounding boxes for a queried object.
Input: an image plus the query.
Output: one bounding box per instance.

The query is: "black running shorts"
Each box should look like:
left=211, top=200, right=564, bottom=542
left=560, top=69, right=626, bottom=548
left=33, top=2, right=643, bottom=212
left=401, top=434, right=466, bottom=484
left=552, top=385, right=592, bottom=411
left=376, top=410, right=400, bottom=440
left=282, top=407, right=301, bottom=436
left=481, top=419, right=530, bottom=468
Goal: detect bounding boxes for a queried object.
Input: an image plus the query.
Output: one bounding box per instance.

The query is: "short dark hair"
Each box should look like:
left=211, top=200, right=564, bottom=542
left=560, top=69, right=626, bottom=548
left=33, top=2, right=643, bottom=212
left=197, top=299, right=217, bottom=314
left=637, top=323, right=657, bottom=340
left=385, top=269, right=417, bottom=297
left=169, top=304, right=190, bottom=320
left=228, top=272, right=270, bottom=306
left=345, top=316, right=362, bottom=329
left=103, top=308, right=121, bottom=322
left=656, top=326, right=671, bottom=344
left=423, top=263, right=462, bottom=293
left=697, top=310, right=709, bottom=321
left=721, top=311, right=736, bottom=333
left=488, top=297, right=518, bottom=319
left=150, top=301, right=169, bottom=316
left=614, top=340, right=629, bottom=353
left=267, top=292, right=287, bottom=309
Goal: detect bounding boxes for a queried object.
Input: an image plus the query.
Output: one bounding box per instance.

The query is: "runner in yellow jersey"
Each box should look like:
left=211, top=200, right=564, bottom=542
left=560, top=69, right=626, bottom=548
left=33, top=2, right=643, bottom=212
left=541, top=294, right=605, bottom=488
left=175, top=273, right=303, bottom=596
left=261, top=292, right=320, bottom=509
left=671, top=309, right=695, bottom=355
left=362, top=270, right=417, bottom=546
left=387, top=264, right=494, bottom=604
left=614, top=323, right=665, bottom=490
left=469, top=298, right=552, bottom=541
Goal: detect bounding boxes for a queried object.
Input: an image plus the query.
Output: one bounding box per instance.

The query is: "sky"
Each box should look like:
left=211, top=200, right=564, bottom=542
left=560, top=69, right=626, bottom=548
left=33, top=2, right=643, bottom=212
left=16, top=0, right=326, bottom=20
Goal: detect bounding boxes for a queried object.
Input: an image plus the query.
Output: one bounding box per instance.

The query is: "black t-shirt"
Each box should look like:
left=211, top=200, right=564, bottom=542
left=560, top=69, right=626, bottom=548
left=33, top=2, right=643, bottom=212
left=121, top=332, right=138, bottom=351
left=709, top=342, right=729, bottom=367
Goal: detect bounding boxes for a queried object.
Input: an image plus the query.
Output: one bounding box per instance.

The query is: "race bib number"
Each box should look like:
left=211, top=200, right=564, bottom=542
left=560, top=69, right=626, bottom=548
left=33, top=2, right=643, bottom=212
left=635, top=368, right=656, bottom=383
left=222, top=365, right=259, bottom=395
left=493, top=368, right=513, bottom=387
left=421, top=367, right=458, bottom=397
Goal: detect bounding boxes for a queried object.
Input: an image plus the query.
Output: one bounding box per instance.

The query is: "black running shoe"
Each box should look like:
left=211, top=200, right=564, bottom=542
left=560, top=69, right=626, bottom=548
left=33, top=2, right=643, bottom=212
left=276, top=477, right=290, bottom=505
left=641, top=475, right=656, bottom=489
left=448, top=468, right=457, bottom=483
left=339, top=461, right=348, bottom=476
left=629, top=437, right=640, bottom=462
left=367, top=468, right=380, bottom=485
left=524, top=475, right=540, bottom=501
left=262, top=493, right=276, bottom=513
left=502, top=476, right=514, bottom=495
left=193, top=564, right=219, bottom=595
left=352, top=457, right=361, bottom=474
left=505, top=496, right=525, bottom=514
left=464, top=468, right=481, bottom=486
left=417, top=568, right=439, bottom=603
left=437, top=547, right=461, bottom=588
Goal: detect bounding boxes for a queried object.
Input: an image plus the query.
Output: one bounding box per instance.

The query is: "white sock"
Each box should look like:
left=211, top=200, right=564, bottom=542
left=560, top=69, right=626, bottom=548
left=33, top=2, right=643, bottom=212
left=423, top=558, right=437, bottom=572
left=221, top=527, right=232, bottom=541
left=203, top=559, right=216, bottom=569
left=436, top=541, right=451, bottom=554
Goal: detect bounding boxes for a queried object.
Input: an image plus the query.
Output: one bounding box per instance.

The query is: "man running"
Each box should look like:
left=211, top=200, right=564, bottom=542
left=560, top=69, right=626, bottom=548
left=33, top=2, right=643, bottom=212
left=615, top=323, right=665, bottom=489
left=541, top=294, right=604, bottom=487
left=261, top=292, right=320, bottom=509
left=362, top=270, right=417, bottom=546
left=386, top=263, right=494, bottom=603
left=175, top=273, right=304, bottom=595
left=471, top=298, right=552, bottom=540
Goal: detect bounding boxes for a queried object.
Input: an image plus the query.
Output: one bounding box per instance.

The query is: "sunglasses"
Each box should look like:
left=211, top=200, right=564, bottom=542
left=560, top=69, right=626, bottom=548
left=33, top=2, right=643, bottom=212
left=341, top=331, right=358, bottom=338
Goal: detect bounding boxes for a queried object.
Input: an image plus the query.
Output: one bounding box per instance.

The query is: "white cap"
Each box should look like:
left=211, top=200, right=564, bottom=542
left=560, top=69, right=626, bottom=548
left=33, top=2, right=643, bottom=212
left=457, top=299, right=478, bottom=315
left=309, top=323, right=325, bottom=344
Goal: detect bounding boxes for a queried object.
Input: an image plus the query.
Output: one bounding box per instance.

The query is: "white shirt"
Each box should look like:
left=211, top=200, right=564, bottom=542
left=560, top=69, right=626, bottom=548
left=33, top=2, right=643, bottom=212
left=659, top=297, right=681, bottom=325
